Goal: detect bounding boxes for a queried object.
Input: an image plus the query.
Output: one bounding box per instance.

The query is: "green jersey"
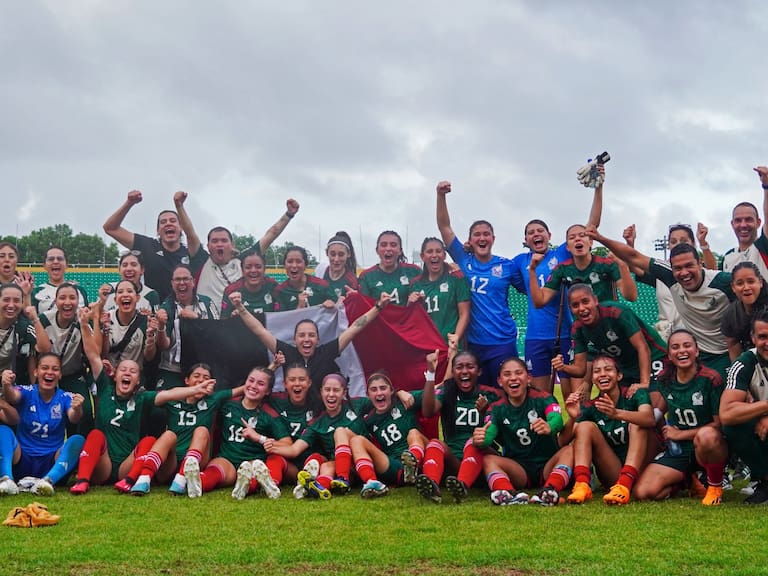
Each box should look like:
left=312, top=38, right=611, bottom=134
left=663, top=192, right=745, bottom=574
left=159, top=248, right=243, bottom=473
left=486, top=390, right=562, bottom=466
left=217, top=400, right=290, bottom=468
left=358, top=263, right=421, bottom=306
left=221, top=277, right=278, bottom=319
left=572, top=301, right=667, bottom=383
left=165, top=389, right=233, bottom=456
left=577, top=388, right=651, bottom=460
left=94, top=371, right=158, bottom=464
left=299, top=398, right=370, bottom=459
left=658, top=367, right=722, bottom=452
left=410, top=269, right=471, bottom=343
left=322, top=270, right=359, bottom=302
left=273, top=275, right=333, bottom=311
left=268, top=393, right=315, bottom=463
left=351, top=400, right=419, bottom=457
left=545, top=255, right=621, bottom=303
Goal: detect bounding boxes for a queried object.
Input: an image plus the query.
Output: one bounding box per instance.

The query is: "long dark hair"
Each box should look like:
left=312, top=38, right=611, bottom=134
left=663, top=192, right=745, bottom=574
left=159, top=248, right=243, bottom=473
left=419, top=237, right=451, bottom=276
left=441, top=350, right=481, bottom=440
left=376, top=231, right=407, bottom=264
left=657, top=329, right=701, bottom=385
left=326, top=231, right=358, bottom=273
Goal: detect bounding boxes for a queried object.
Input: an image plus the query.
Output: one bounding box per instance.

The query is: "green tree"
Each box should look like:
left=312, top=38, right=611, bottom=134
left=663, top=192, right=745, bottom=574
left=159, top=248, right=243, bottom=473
left=232, top=233, right=257, bottom=254
left=2, top=225, right=119, bottom=265
left=264, top=241, right=318, bottom=268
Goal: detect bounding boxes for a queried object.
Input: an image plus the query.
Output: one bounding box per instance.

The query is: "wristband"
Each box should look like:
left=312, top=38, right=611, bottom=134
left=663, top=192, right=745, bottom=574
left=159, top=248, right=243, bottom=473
left=258, top=434, right=266, bottom=444
left=424, top=370, right=436, bottom=381
left=375, top=302, right=383, bottom=311
left=285, top=211, right=295, bottom=219
left=699, top=243, right=710, bottom=251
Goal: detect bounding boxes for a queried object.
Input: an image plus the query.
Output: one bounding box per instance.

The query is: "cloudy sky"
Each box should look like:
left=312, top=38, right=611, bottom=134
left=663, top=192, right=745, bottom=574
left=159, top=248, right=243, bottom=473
left=3, top=1, right=767, bottom=267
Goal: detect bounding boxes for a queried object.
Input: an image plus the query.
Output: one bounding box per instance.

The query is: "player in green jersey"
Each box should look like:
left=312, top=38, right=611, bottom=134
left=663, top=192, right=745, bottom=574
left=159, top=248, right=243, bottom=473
left=408, top=237, right=471, bottom=346
left=69, top=308, right=211, bottom=495
left=358, top=231, right=421, bottom=306
left=274, top=246, right=334, bottom=311
left=316, top=232, right=360, bottom=302
left=190, top=366, right=292, bottom=500
left=348, top=372, right=430, bottom=498
left=633, top=330, right=727, bottom=505
left=563, top=355, right=655, bottom=505
left=221, top=252, right=278, bottom=318
left=474, top=357, right=573, bottom=506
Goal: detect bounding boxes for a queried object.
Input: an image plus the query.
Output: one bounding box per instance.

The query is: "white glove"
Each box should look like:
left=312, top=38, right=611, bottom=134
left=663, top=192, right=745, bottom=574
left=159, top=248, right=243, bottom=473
left=576, top=159, right=605, bottom=188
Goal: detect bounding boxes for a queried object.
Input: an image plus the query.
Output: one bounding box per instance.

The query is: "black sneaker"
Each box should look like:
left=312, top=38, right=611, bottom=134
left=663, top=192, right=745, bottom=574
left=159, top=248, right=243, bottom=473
left=744, top=480, right=768, bottom=504
left=445, top=476, right=468, bottom=504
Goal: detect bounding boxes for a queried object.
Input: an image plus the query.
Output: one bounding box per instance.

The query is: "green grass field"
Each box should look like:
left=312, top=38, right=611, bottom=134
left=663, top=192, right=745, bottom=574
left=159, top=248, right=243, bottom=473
left=3, top=481, right=768, bottom=576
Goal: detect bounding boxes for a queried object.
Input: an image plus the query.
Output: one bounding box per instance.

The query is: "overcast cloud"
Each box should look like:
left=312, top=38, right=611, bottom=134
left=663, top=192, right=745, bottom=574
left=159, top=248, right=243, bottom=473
left=2, top=1, right=767, bottom=266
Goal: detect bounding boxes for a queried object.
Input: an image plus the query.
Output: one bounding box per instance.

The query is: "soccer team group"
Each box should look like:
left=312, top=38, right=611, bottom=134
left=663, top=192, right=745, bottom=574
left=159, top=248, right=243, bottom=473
left=2, top=162, right=768, bottom=507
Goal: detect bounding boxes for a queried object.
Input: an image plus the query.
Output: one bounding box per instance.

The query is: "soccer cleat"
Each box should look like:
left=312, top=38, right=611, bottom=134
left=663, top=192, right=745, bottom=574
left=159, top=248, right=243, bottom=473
left=360, top=479, right=389, bottom=498
left=741, top=480, right=759, bottom=496
left=721, top=472, right=734, bottom=491
left=69, top=480, right=90, bottom=495
left=567, top=481, right=593, bottom=504
left=744, top=480, right=768, bottom=505
left=0, top=476, right=19, bottom=495
left=415, top=474, right=442, bottom=504
left=509, top=490, right=530, bottom=504
left=130, top=476, right=151, bottom=496
left=252, top=460, right=281, bottom=499
left=490, top=489, right=513, bottom=505
left=603, top=483, right=631, bottom=506
left=303, top=459, right=320, bottom=478
left=330, top=477, right=351, bottom=494
left=232, top=461, right=254, bottom=501
left=297, top=470, right=331, bottom=500
left=293, top=483, right=307, bottom=499
left=445, top=476, right=468, bottom=504
left=184, top=459, right=202, bottom=499
left=114, top=478, right=134, bottom=494
left=702, top=485, right=723, bottom=506
left=400, top=450, right=418, bottom=485
left=168, top=475, right=186, bottom=496
left=17, top=476, right=38, bottom=492
left=530, top=486, right=559, bottom=506
left=31, top=478, right=54, bottom=497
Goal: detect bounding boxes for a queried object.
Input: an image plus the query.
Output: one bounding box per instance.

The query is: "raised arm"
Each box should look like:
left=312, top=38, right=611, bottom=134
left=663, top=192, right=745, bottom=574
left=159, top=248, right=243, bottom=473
left=25, top=306, right=51, bottom=354
left=628, top=331, right=651, bottom=388
left=587, top=226, right=651, bottom=274
left=696, top=223, right=718, bottom=270
left=755, top=166, right=768, bottom=239
left=0, top=396, right=19, bottom=426
left=155, top=378, right=214, bottom=406
left=453, top=300, right=470, bottom=345
left=231, top=292, right=278, bottom=354
left=103, top=190, right=142, bottom=249
left=173, top=191, right=201, bottom=257
left=1, top=370, right=20, bottom=405
left=526, top=252, right=558, bottom=308
left=79, top=307, right=104, bottom=378
left=338, top=293, right=390, bottom=352
left=436, top=181, right=457, bottom=248
left=585, top=164, right=605, bottom=229
left=257, top=199, right=300, bottom=254
left=420, top=350, right=442, bottom=418
left=615, top=257, right=638, bottom=302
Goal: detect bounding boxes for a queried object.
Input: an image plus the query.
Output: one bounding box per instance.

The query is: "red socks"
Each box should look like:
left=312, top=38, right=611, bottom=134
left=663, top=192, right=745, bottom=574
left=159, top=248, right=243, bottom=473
left=76, top=430, right=106, bottom=483
left=422, top=441, right=445, bottom=483
left=335, top=444, right=352, bottom=480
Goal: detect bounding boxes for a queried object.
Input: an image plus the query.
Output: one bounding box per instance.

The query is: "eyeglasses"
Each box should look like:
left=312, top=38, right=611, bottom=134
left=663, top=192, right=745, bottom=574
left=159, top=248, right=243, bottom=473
left=120, top=250, right=142, bottom=257
left=172, top=277, right=194, bottom=283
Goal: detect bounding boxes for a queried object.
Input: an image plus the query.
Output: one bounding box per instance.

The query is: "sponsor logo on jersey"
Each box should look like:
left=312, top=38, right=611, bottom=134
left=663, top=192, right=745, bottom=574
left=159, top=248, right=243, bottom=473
left=607, top=330, right=618, bottom=342
left=439, top=282, right=449, bottom=293
left=375, top=281, right=383, bottom=287
left=156, top=250, right=164, bottom=256
left=692, top=391, right=704, bottom=406
left=526, top=359, right=533, bottom=370
left=290, top=296, right=297, bottom=302
left=598, top=419, right=605, bottom=426
left=492, top=265, right=502, bottom=278
left=29, top=405, right=37, bottom=413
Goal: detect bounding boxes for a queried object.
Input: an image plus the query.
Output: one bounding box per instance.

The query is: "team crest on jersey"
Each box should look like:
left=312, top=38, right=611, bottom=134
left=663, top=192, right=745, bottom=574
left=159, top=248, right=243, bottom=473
left=127, top=399, right=136, bottom=412
left=692, top=391, right=704, bottom=406
left=50, top=403, right=62, bottom=419
left=391, top=407, right=402, bottom=419
left=181, top=256, right=190, bottom=264
left=527, top=410, right=538, bottom=423
left=606, top=330, right=618, bottom=342
left=305, top=287, right=314, bottom=297
left=492, top=265, right=502, bottom=278
left=197, top=400, right=208, bottom=410
left=589, top=272, right=600, bottom=284
left=439, top=282, right=449, bottom=293
left=708, top=297, right=717, bottom=309
left=306, top=410, right=313, bottom=421
left=400, top=275, right=409, bottom=285
left=247, top=416, right=258, bottom=427
left=548, top=256, right=558, bottom=271
left=346, top=409, right=357, bottom=420
left=587, top=340, right=595, bottom=349
left=265, top=294, right=273, bottom=304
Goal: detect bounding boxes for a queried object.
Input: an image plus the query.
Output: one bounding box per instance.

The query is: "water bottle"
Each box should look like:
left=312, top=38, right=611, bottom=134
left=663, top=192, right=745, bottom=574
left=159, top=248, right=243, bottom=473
left=665, top=419, right=683, bottom=456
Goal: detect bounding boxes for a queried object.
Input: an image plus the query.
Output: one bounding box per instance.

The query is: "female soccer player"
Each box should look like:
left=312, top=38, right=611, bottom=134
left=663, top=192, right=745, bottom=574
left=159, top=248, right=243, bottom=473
left=358, top=230, right=420, bottom=306
left=552, top=284, right=666, bottom=395
left=0, top=242, right=34, bottom=296
left=0, top=283, right=51, bottom=385
left=221, top=252, right=278, bottom=318
left=39, top=283, right=93, bottom=436
left=269, top=372, right=370, bottom=499
left=348, top=372, right=429, bottom=498
left=155, top=264, right=218, bottom=391
left=103, top=251, right=160, bottom=314
left=632, top=330, right=727, bottom=506
left=436, top=182, right=525, bottom=385
left=473, top=357, right=573, bottom=506
left=274, top=246, right=334, bottom=311
left=563, top=355, right=654, bottom=505
left=1, top=352, right=85, bottom=496
left=722, top=262, right=768, bottom=361
left=32, top=247, right=89, bottom=314
left=69, top=308, right=212, bottom=495
left=318, top=231, right=359, bottom=302
left=188, top=366, right=291, bottom=500
left=232, top=290, right=390, bottom=395
left=0, top=392, right=20, bottom=494
left=408, top=237, right=471, bottom=346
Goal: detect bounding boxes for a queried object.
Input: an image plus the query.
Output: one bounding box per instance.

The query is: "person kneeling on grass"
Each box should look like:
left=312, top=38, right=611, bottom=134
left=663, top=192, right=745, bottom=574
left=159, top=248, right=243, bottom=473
left=562, top=355, right=655, bottom=506
left=473, top=357, right=573, bottom=506
left=632, top=330, right=727, bottom=506
left=1, top=353, right=84, bottom=496
left=186, top=366, right=291, bottom=500
left=69, top=308, right=217, bottom=495
left=348, top=372, right=431, bottom=499
left=268, top=373, right=371, bottom=499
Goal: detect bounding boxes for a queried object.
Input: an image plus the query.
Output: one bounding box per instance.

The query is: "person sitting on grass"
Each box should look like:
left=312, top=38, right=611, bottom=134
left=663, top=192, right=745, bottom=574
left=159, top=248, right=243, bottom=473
left=562, top=355, right=655, bottom=506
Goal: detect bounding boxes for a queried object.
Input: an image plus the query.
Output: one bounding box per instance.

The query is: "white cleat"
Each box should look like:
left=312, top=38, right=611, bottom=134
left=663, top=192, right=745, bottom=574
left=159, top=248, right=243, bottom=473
left=232, top=461, right=254, bottom=501
left=252, top=460, right=281, bottom=499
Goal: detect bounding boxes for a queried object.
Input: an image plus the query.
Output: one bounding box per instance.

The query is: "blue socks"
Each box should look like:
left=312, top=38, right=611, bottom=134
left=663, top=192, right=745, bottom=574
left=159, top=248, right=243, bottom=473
left=0, top=425, right=17, bottom=479
left=46, top=434, right=85, bottom=485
